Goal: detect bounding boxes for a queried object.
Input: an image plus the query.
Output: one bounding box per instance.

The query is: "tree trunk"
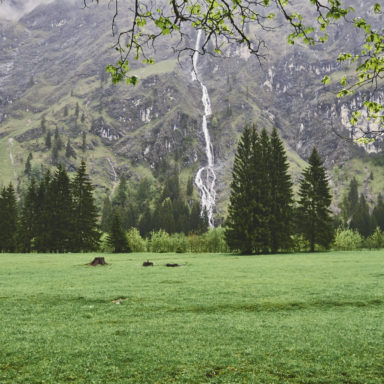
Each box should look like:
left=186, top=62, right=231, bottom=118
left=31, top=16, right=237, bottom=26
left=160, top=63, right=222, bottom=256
left=89, top=257, right=107, bottom=266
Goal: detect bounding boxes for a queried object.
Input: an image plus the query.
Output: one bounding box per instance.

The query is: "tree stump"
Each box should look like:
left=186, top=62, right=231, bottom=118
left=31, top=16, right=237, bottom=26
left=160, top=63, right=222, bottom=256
left=142, top=260, right=154, bottom=267
left=89, top=257, right=107, bottom=266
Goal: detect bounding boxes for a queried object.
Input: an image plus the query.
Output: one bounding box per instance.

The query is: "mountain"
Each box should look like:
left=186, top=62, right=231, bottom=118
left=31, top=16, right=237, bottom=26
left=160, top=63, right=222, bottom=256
left=0, top=0, right=383, bottom=221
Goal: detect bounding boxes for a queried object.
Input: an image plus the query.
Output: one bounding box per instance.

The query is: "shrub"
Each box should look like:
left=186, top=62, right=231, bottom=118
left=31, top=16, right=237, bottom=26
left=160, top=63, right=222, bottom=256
left=288, top=234, right=310, bottom=253
left=188, top=233, right=207, bottom=253
left=99, top=233, right=113, bottom=253
left=364, top=227, right=384, bottom=249
left=126, top=228, right=147, bottom=252
left=150, top=230, right=171, bottom=253
left=203, top=227, right=229, bottom=253
left=333, top=227, right=363, bottom=251
left=170, top=233, right=188, bottom=253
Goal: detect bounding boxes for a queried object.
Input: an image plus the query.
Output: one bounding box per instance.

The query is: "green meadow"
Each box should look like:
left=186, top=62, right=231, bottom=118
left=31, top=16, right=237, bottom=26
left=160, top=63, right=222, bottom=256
left=0, top=252, right=383, bottom=383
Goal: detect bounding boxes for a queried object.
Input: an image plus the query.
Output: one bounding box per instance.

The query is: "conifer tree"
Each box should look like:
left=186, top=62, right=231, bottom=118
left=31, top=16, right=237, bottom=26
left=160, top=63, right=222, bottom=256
left=156, top=198, right=176, bottom=234
left=225, top=125, right=256, bottom=253
left=189, top=201, right=203, bottom=234
left=71, top=161, right=100, bottom=252
left=101, top=196, right=113, bottom=232
left=114, top=174, right=128, bottom=207
left=82, top=131, right=87, bottom=152
left=350, top=194, right=375, bottom=237
left=45, top=129, right=52, bottom=149
left=296, top=147, right=334, bottom=252
left=24, top=152, right=33, bottom=176
left=44, top=165, right=73, bottom=252
left=138, top=205, right=152, bottom=237
left=107, top=211, right=130, bottom=252
left=75, top=102, right=79, bottom=118
left=65, top=139, right=76, bottom=159
left=255, top=128, right=272, bottom=253
left=54, top=127, right=63, bottom=150
left=18, top=178, right=38, bottom=252
left=340, top=177, right=359, bottom=224
left=41, top=116, right=46, bottom=134
left=186, top=176, right=194, bottom=196
left=269, top=127, right=294, bottom=252
left=0, top=183, right=18, bottom=252
left=33, top=171, right=51, bottom=252
left=372, top=194, right=384, bottom=231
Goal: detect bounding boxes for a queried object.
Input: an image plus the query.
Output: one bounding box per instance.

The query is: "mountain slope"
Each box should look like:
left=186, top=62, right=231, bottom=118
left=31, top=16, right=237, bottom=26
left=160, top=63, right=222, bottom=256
left=0, top=0, right=383, bottom=219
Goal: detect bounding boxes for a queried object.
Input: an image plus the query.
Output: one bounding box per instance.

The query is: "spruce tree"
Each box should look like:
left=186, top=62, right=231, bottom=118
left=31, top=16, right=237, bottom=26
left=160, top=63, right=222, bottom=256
left=65, top=139, right=76, bottom=159
left=350, top=194, right=375, bottom=237
left=45, top=165, right=73, bottom=252
left=186, top=176, right=194, bottom=196
left=296, top=147, right=334, bottom=252
left=45, top=130, right=52, bottom=149
left=225, top=125, right=256, bottom=253
left=33, top=171, right=51, bottom=252
left=41, top=116, right=46, bottom=134
left=71, top=161, right=100, bottom=252
left=340, top=177, right=359, bottom=224
left=0, top=183, right=18, bottom=252
left=372, top=194, right=384, bottom=231
left=269, top=127, right=293, bottom=252
left=255, top=128, right=272, bottom=253
left=18, top=178, right=38, bottom=252
left=107, top=211, right=130, bottom=252
left=101, top=196, right=113, bottom=232
left=189, top=201, right=202, bottom=234
left=114, top=174, right=128, bottom=207
left=138, top=205, right=152, bottom=237
left=24, top=152, right=33, bottom=176
left=82, top=131, right=87, bottom=152
left=156, top=198, right=176, bottom=234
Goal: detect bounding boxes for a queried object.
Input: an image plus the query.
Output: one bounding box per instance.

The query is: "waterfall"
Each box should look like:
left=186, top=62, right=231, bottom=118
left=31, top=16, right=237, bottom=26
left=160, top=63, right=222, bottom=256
left=191, top=30, right=217, bottom=227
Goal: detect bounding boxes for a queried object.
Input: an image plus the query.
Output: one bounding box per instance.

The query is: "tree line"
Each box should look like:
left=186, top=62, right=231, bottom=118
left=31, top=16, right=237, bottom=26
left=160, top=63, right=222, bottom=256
left=338, top=176, right=384, bottom=237
left=100, top=173, right=209, bottom=240
left=225, top=126, right=334, bottom=254
left=0, top=161, right=100, bottom=253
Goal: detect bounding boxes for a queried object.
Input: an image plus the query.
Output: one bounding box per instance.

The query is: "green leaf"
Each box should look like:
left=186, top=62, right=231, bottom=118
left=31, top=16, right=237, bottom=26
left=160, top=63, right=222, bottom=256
left=322, top=75, right=331, bottom=85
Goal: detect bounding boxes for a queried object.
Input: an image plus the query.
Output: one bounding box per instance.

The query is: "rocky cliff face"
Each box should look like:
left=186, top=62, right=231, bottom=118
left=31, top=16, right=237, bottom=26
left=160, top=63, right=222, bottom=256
left=0, top=0, right=383, bottom=216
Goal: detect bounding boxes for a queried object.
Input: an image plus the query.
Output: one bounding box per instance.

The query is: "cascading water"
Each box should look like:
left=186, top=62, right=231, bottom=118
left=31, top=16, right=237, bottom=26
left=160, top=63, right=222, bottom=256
left=191, top=30, right=216, bottom=227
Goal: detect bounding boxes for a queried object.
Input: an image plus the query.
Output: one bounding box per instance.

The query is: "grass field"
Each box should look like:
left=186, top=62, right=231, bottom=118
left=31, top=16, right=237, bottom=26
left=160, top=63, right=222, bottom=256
left=0, top=252, right=383, bottom=383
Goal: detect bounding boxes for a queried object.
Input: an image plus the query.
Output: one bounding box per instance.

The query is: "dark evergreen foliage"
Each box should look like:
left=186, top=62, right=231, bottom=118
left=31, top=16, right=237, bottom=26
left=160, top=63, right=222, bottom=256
left=0, top=184, right=18, bottom=252
left=269, top=127, right=294, bottom=252
left=24, top=152, right=33, bottom=176
left=350, top=194, right=376, bottom=237
left=225, top=126, right=294, bottom=254
left=82, top=131, right=87, bottom=152
left=71, top=161, right=100, bottom=252
left=107, top=211, right=130, bottom=253
left=65, top=139, right=77, bottom=159
left=18, top=164, right=99, bottom=253
left=45, top=130, right=52, bottom=149
left=296, top=147, right=334, bottom=252
left=340, top=177, right=359, bottom=224
left=225, top=125, right=256, bottom=254
left=186, top=176, right=194, bottom=196
left=41, top=116, right=46, bottom=134
left=100, top=197, right=113, bottom=232
left=18, top=178, right=38, bottom=252
left=372, top=194, right=384, bottom=231
left=44, top=165, right=74, bottom=252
